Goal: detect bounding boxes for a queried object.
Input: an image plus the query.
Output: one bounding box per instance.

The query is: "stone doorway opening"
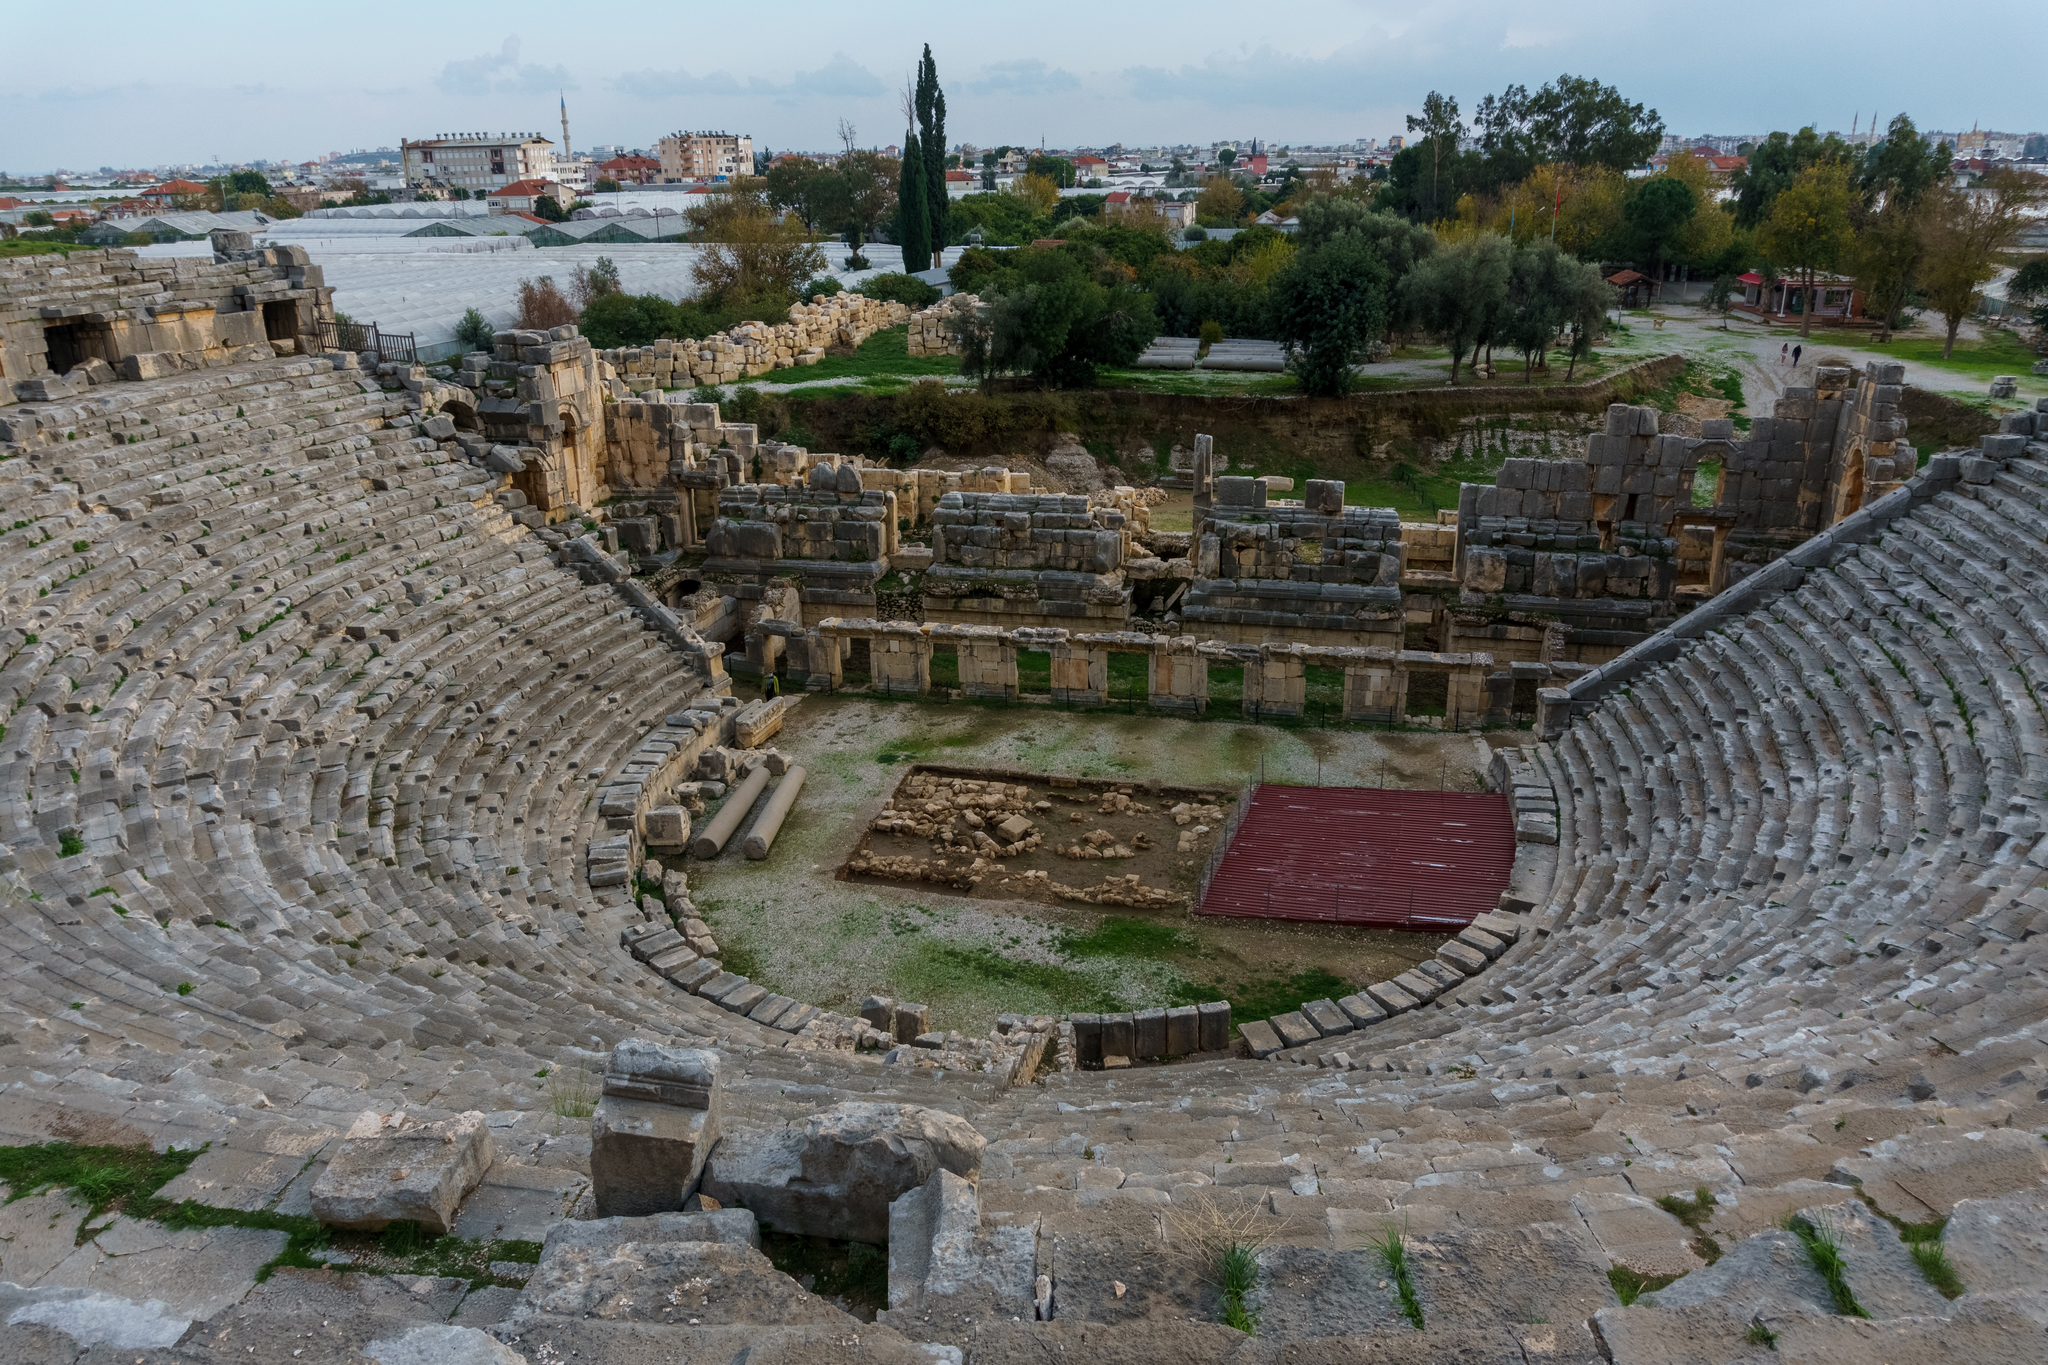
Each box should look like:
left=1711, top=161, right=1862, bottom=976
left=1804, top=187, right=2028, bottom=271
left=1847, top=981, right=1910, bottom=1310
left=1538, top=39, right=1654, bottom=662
left=261, top=300, right=299, bottom=346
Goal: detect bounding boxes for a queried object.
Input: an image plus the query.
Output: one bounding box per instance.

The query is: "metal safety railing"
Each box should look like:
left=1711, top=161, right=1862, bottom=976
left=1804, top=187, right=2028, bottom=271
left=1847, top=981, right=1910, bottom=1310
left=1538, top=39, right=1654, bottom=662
left=315, top=318, right=418, bottom=365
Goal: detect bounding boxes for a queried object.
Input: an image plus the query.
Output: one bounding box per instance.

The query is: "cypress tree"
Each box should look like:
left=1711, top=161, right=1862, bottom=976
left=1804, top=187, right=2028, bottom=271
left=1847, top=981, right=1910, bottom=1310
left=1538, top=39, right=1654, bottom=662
left=899, top=130, right=931, bottom=274
left=917, top=46, right=948, bottom=260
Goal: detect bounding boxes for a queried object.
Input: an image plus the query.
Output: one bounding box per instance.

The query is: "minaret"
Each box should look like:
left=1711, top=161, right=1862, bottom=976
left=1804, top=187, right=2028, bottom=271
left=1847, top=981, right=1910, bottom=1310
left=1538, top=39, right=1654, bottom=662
left=559, top=93, right=571, bottom=166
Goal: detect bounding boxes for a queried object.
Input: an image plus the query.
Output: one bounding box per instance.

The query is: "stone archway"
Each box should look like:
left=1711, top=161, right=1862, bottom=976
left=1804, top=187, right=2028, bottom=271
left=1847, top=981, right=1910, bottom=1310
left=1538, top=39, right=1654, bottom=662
left=442, top=398, right=480, bottom=433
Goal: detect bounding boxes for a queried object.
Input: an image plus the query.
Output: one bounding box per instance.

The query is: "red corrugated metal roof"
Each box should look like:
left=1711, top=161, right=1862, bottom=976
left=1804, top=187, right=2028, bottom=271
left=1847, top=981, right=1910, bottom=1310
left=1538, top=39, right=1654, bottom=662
left=1198, top=785, right=1515, bottom=931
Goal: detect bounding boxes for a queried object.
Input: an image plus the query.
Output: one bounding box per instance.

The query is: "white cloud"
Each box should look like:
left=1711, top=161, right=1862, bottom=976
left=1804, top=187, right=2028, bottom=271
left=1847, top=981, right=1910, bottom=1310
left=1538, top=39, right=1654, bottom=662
left=747, top=53, right=886, bottom=103
left=613, top=52, right=882, bottom=108
left=435, top=36, right=574, bottom=98
left=965, top=59, right=1081, bottom=98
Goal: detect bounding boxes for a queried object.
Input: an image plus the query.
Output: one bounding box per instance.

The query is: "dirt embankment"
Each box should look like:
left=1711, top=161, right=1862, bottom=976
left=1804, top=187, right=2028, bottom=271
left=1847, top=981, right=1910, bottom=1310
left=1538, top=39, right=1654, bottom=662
left=779, top=354, right=1688, bottom=467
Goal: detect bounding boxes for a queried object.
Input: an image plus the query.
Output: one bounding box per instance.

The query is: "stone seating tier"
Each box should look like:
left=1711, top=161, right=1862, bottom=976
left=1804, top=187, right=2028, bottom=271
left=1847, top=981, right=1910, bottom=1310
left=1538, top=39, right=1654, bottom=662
left=0, top=359, right=2044, bottom=1359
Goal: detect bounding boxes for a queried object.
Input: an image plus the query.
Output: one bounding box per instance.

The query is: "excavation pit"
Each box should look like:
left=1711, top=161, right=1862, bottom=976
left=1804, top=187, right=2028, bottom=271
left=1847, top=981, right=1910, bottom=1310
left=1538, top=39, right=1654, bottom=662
left=843, top=764, right=1236, bottom=910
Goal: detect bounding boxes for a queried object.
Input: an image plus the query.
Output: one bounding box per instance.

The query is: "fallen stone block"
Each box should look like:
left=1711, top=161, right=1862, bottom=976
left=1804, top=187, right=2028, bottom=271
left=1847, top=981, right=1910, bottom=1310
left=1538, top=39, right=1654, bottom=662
left=1238, top=1018, right=1284, bottom=1059
left=589, top=1040, right=723, bottom=1218
left=642, top=805, right=690, bottom=846
left=309, top=1110, right=495, bottom=1234
left=701, top=1101, right=987, bottom=1245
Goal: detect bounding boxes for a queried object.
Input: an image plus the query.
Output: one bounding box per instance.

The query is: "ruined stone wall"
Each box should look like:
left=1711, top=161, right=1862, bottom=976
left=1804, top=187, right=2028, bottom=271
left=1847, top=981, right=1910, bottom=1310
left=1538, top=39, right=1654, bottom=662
left=448, top=324, right=614, bottom=517
left=930, top=492, right=1124, bottom=574
left=1713, top=360, right=1913, bottom=567
left=598, top=294, right=910, bottom=391
left=923, top=491, right=1131, bottom=629
left=1195, top=477, right=1402, bottom=586
left=709, top=468, right=899, bottom=567
left=2, top=238, right=333, bottom=400
left=1176, top=472, right=1406, bottom=649
left=905, top=294, right=983, bottom=358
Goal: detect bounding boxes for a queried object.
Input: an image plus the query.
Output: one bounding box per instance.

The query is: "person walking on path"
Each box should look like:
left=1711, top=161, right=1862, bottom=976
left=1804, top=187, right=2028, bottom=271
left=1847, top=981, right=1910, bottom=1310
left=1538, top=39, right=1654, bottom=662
left=1792, top=343, right=1802, bottom=368
left=1781, top=342, right=1790, bottom=366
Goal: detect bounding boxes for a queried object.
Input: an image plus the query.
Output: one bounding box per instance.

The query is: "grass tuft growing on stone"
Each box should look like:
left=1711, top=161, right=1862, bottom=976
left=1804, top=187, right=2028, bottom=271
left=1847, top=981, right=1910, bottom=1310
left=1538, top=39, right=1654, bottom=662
left=1907, top=1238, right=1963, bottom=1299
left=1855, top=1197, right=1964, bottom=1299
left=1606, top=1264, right=1681, bottom=1305
left=1655, top=1184, right=1723, bottom=1263
left=1218, top=1242, right=1260, bottom=1333
left=1789, top=1214, right=1869, bottom=1318
left=0, top=1140, right=202, bottom=1222
left=547, top=1064, right=599, bottom=1120
left=1367, top=1223, right=1425, bottom=1329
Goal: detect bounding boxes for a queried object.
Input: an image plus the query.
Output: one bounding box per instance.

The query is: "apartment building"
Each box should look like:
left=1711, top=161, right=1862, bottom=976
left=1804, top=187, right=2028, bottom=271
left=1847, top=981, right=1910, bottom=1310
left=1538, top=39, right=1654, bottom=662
left=402, top=134, right=556, bottom=192
left=658, top=131, right=755, bottom=182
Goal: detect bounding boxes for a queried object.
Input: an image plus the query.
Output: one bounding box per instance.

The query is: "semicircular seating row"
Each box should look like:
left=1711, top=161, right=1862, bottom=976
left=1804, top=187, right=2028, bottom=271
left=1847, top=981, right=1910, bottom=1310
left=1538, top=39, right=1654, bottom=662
left=0, top=355, right=1007, bottom=1139
left=3, top=358, right=2046, bottom=1356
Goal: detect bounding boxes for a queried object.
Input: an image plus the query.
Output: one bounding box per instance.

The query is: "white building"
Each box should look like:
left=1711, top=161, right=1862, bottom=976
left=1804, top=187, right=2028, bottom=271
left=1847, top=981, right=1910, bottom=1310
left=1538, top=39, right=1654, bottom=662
left=402, top=134, right=556, bottom=194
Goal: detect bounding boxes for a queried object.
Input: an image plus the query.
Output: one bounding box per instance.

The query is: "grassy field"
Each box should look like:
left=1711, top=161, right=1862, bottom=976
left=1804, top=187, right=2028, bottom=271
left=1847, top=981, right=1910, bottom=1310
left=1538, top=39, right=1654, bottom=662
left=0, top=239, right=84, bottom=258
left=1849, top=330, right=2040, bottom=384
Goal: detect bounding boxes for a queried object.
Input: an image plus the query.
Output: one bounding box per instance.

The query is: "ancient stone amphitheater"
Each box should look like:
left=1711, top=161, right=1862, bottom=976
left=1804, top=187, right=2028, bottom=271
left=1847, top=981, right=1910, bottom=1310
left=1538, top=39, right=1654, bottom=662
left=0, top=244, right=2043, bottom=1364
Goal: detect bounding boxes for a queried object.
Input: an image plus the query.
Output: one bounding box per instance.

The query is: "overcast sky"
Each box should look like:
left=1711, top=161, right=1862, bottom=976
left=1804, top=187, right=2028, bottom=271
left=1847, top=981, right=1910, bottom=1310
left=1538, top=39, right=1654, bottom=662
left=7, top=0, right=2043, bottom=172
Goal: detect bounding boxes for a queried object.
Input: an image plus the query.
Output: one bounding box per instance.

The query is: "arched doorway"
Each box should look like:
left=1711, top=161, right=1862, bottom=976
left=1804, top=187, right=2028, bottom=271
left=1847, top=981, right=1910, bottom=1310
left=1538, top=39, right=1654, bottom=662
left=442, top=399, right=479, bottom=433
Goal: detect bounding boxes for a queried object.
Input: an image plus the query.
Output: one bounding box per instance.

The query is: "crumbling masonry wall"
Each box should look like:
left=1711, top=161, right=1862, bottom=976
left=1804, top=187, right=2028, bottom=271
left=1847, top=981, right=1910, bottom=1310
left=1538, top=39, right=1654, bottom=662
left=2, top=235, right=333, bottom=401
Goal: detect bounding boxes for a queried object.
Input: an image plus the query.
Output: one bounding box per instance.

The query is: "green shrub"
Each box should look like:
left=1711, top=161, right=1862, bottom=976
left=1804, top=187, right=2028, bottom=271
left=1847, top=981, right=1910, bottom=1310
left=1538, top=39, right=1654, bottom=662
left=857, top=272, right=943, bottom=308
left=453, top=307, right=496, bottom=353
left=801, top=275, right=844, bottom=298
left=892, top=379, right=1006, bottom=449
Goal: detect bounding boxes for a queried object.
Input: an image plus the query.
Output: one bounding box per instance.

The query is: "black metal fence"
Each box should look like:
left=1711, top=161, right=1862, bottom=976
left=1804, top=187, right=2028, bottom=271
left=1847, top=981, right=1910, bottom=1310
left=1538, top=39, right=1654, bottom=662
left=315, top=318, right=418, bottom=365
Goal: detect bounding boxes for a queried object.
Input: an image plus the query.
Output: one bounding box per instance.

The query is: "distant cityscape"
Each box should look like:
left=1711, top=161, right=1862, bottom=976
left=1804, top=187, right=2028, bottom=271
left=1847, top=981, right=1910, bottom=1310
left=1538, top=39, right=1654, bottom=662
left=7, top=122, right=2045, bottom=200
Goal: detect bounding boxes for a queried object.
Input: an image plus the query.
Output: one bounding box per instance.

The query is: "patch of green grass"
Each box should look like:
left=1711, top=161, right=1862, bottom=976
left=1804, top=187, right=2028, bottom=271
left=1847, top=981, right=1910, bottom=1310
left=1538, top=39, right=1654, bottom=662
left=1177, top=968, right=1351, bottom=1024
left=765, top=326, right=960, bottom=385
left=0, top=239, right=87, bottom=258
left=1746, top=1318, right=1778, bottom=1348
left=1857, top=330, right=2040, bottom=385
left=326, top=1221, right=540, bottom=1287
left=892, top=938, right=1120, bottom=1016
left=0, top=1140, right=349, bottom=1284
left=1059, top=916, right=1189, bottom=960
left=1692, top=456, right=1722, bottom=507
left=1092, top=367, right=1302, bottom=397
left=1607, top=1264, right=1682, bottom=1305
left=1017, top=648, right=1051, bottom=693
left=1367, top=1223, right=1425, bottom=1329
left=1218, top=1242, right=1261, bottom=1333
left=759, top=1232, right=889, bottom=1320
left=1789, top=1214, right=1869, bottom=1318
left=0, top=1141, right=201, bottom=1220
